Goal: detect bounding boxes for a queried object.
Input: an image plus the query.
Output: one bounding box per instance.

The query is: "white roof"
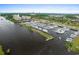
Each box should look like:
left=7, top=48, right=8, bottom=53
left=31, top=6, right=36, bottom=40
left=66, top=38, right=73, bottom=42
left=70, top=34, right=77, bottom=38
left=56, top=28, right=65, bottom=33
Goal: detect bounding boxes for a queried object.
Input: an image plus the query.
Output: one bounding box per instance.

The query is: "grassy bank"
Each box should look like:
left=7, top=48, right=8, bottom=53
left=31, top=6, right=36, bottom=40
left=65, top=36, right=79, bottom=53
left=0, top=45, right=4, bottom=55
left=20, top=23, right=54, bottom=41
left=31, top=28, right=54, bottom=41
left=70, top=36, right=79, bottom=53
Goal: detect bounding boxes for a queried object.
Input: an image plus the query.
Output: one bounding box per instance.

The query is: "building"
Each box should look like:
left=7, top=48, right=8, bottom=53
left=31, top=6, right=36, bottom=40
left=13, top=14, right=21, bottom=21
left=21, top=16, right=31, bottom=22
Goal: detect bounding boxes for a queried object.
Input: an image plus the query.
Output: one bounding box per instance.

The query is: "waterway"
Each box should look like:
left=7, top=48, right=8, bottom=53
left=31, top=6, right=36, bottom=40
left=0, top=19, right=76, bottom=55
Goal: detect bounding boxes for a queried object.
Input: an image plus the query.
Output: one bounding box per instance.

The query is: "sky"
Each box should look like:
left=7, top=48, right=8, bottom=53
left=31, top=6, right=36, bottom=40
left=0, top=4, right=79, bottom=14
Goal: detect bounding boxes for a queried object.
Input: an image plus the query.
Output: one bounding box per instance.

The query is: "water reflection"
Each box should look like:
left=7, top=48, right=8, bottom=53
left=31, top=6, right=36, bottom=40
left=0, top=19, right=46, bottom=55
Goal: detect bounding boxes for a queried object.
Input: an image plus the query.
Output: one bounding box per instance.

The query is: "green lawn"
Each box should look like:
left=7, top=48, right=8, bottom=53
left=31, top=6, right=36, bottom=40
left=65, top=36, right=79, bottom=53
left=0, top=45, right=4, bottom=55
left=70, top=36, right=79, bottom=53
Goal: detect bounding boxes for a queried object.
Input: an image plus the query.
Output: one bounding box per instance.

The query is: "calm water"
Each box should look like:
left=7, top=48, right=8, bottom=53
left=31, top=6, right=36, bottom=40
left=0, top=19, right=75, bottom=55
left=0, top=19, right=46, bottom=55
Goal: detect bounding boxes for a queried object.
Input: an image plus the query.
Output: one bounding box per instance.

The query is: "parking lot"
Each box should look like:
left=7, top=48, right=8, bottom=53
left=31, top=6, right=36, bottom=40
left=25, top=21, right=79, bottom=42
